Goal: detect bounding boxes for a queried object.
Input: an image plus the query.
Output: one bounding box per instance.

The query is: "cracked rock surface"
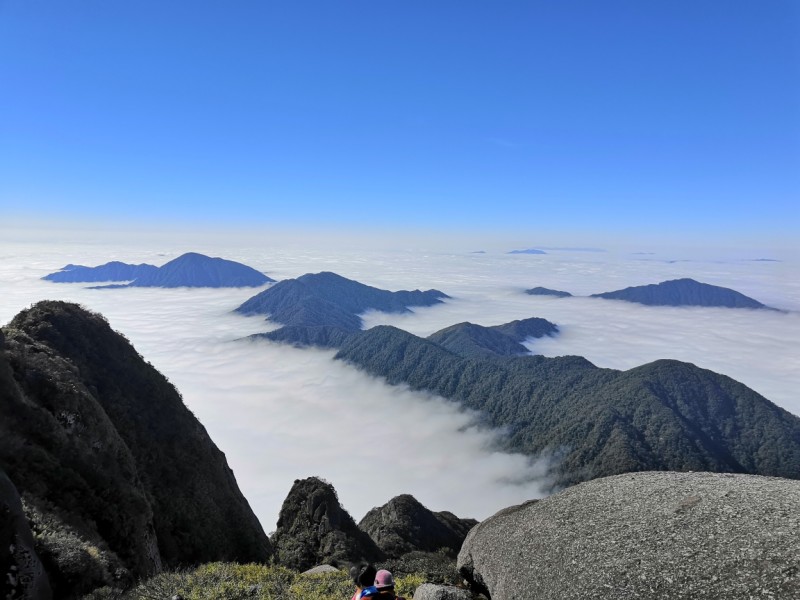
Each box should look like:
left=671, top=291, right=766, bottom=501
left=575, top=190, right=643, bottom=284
left=458, top=471, right=800, bottom=600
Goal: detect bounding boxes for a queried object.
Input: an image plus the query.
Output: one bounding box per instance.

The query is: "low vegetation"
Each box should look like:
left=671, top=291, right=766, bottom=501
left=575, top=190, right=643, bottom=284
left=82, top=563, right=426, bottom=600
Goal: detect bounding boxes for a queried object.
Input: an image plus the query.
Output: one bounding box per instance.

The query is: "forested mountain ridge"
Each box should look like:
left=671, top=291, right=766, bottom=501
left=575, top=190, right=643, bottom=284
left=334, top=325, right=800, bottom=488
left=0, top=301, right=272, bottom=598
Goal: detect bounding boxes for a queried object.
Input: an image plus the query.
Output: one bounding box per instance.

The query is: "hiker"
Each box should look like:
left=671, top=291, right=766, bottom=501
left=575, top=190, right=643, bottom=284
left=372, top=569, right=406, bottom=600
left=349, top=562, right=377, bottom=600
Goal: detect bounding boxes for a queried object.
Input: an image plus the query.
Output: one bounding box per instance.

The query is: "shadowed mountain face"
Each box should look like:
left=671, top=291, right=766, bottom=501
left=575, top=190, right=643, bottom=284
left=271, top=477, right=384, bottom=571
left=1, top=469, right=52, bottom=600
left=237, top=271, right=449, bottom=332
left=591, top=278, right=768, bottom=308
left=359, top=494, right=478, bottom=558
left=426, top=318, right=558, bottom=358
left=42, top=261, right=159, bottom=283
left=334, top=325, right=800, bottom=489
left=0, top=302, right=272, bottom=598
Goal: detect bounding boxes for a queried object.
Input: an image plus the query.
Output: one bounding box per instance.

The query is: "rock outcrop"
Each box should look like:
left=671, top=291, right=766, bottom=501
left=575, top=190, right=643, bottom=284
left=1, top=469, right=52, bottom=600
left=359, top=494, right=477, bottom=558
left=458, top=471, right=800, bottom=599
left=0, top=301, right=272, bottom=598
left=412, top=584, right=472, bottom=600
left=271, top=477, right=383, bottom=571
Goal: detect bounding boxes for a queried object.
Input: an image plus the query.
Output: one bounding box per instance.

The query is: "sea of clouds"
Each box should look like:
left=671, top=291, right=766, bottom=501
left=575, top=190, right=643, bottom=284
left=1, top=230, right=798, bottom=533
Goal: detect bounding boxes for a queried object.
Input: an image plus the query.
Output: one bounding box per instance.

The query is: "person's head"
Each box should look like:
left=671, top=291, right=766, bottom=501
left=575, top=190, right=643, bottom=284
left=350, top=562, right=377, bottom=589
left=375, top=569, right=395, bottom=591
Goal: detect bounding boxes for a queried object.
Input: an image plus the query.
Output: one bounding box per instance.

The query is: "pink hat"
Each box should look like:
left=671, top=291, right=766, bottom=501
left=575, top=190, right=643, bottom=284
left=375, top=569, right=395, bottom=589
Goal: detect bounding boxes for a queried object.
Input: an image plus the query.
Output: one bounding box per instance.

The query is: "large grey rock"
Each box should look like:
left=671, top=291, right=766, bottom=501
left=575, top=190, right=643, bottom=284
left=458, top=472, right=800, bottom=600
left=412, top=583, right=473, bottom=600
left=1, top=470, right=52, bottom=600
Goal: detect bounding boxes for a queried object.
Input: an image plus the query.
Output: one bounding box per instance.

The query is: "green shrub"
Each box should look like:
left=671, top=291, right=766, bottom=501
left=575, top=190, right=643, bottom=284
left=80, top=562, right=431, bottom=600
left=288, top=570, right=352, bottom=599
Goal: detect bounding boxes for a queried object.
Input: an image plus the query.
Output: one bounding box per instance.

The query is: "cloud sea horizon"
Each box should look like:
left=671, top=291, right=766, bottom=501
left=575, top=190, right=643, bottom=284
left=1, top=225, right=798, bottom=534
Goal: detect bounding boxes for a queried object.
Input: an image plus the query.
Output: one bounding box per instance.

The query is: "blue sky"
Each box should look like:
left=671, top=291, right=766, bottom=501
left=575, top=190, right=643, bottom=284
left=1, top=1, right=798, bottom=239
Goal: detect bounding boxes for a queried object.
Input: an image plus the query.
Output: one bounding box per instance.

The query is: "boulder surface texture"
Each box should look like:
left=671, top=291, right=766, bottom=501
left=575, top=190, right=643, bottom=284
left=412, top=583, right=473, bottom=600
left=458, top=471, right=800, bottom=600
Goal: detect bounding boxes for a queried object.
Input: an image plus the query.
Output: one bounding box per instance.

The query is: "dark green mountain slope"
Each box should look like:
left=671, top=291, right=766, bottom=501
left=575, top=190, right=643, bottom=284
left=0, top=302, right=271, bottom=598
left=236, top=271, right=449, bottom=336
left=335, top=326, right=800, bottom=488
left=426, top=317, right=558, bottom=358
left=591, top=278, right=768, bottom=308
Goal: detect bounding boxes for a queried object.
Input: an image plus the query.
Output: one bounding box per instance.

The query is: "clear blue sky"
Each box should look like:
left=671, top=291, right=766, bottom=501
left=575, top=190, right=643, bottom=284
left=1, top=1, right=798, bottom=238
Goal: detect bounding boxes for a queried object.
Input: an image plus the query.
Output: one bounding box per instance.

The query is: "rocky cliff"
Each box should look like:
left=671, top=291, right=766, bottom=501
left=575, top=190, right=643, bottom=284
left=0, top=301, right=272, bottom=598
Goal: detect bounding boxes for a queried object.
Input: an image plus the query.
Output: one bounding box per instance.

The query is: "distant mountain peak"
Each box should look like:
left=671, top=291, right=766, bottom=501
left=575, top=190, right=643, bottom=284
left=525, top=286, right=572, bottom=298
left=236, top=271, right=449, bottom=336
left=43, top=252, right=272, bottom=288
left=591, top=278, right=769, bottom=309
left=124, top=252, right=273, bottom=288
left=508, top=248, right=547, bottom=255
left=42, top=260, right=158, bottom=283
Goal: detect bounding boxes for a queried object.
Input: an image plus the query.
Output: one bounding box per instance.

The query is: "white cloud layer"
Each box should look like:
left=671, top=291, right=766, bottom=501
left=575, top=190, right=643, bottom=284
left=1, top=233, right=798, bottom=534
